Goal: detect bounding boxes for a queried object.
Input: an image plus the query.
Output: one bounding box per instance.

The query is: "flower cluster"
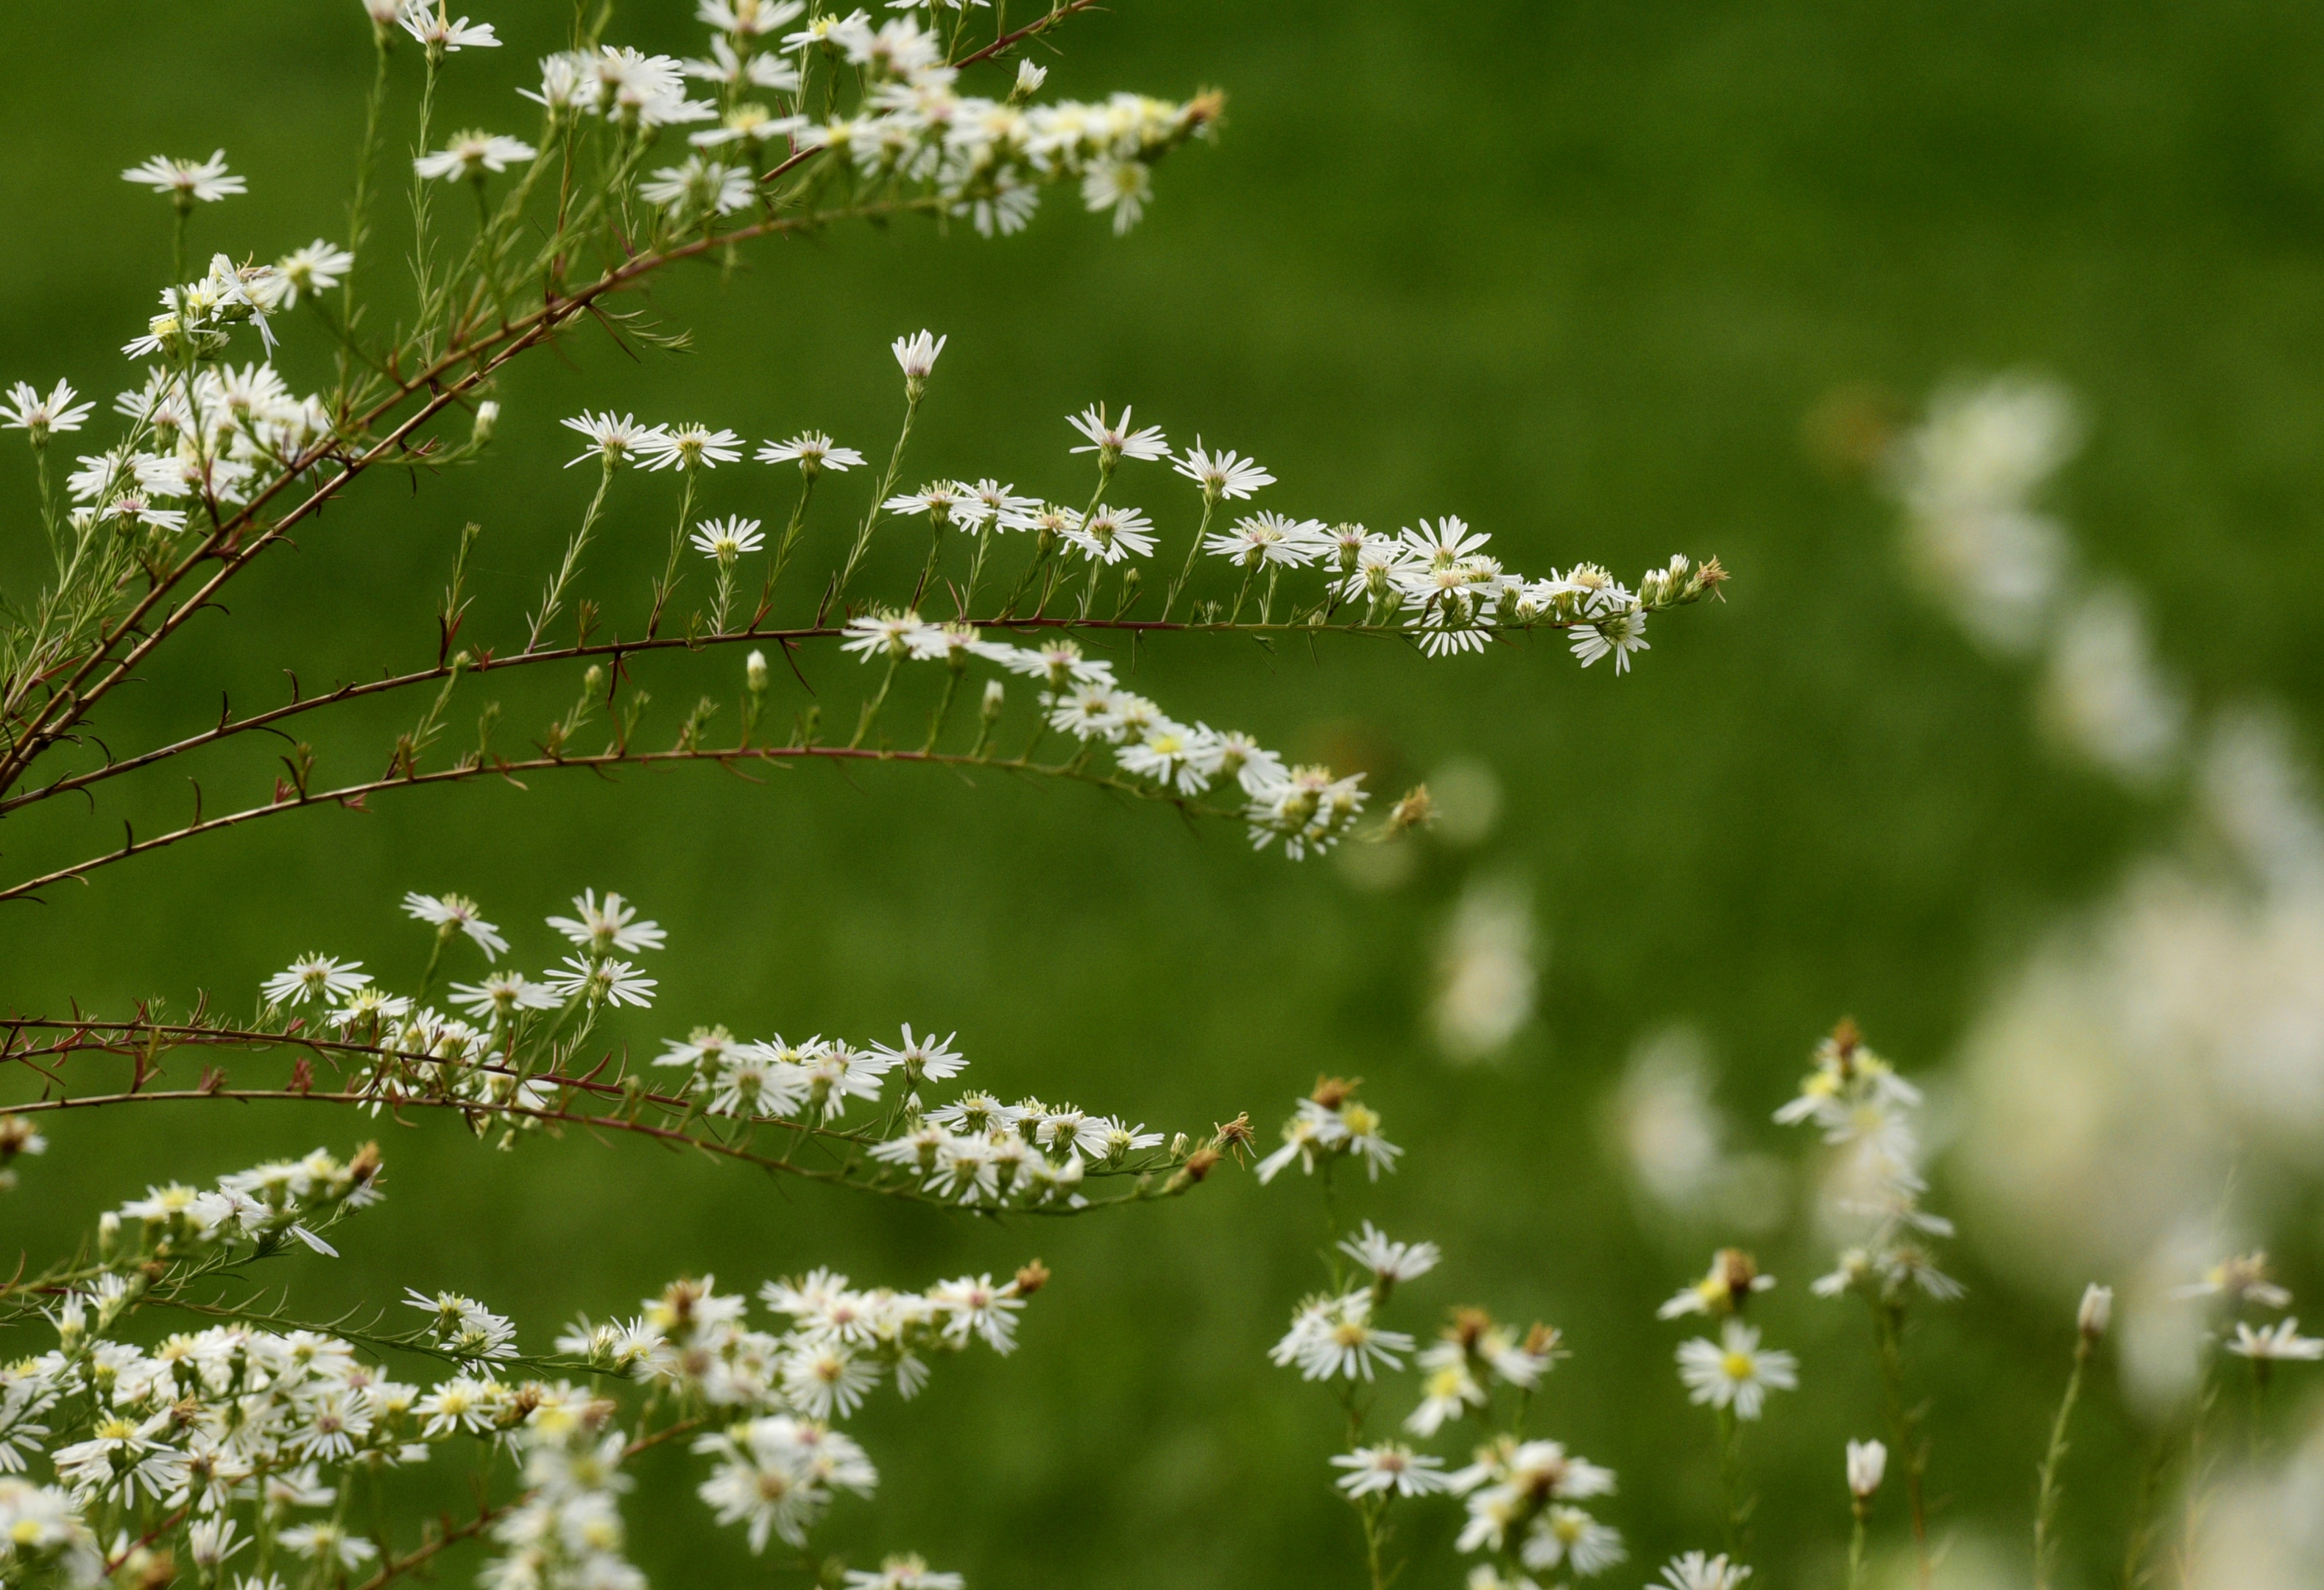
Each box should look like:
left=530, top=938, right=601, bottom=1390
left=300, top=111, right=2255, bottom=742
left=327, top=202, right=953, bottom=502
left=1254, top=1077, right=1402, bottom=1182
left=1775, top=1021, right=1960, bottom=1304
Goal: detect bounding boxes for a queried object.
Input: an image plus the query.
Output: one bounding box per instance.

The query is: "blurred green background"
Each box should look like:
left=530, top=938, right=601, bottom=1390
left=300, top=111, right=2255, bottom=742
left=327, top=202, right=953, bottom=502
left=7, top=0, right=2324, bottom=1585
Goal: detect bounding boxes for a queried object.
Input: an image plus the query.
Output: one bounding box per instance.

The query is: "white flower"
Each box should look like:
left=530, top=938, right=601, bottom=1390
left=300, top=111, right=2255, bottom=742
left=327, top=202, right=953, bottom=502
left=545, top=955, right=657, bottom=1008
left=1569, top=607, right=1648, bottom=674
left=121, top=151, right=245, bottom=202
left=1331, top=1444, right=1448, bottom=1499
left=1657, top=1552, right=1751, bottom=1590
left=1523, top=1507, right=1627, bottom=1577
left=637, top=424, right=743, bottom=472
left=561, top=412, right=666, bottom=469
left=401, top=891, right=509, bottom=959
left=1173, top=442, right=1274, bottom=501
left=868, top=1025, right=966, bottom=1083
left=1066, top=403, right=1168, bottom=463
left=1063, top=504, right=1156, bottom=563
left=928, top=1275, right=1022, bottom=1353
left=398, top=1, right=500, bottom=50
left=2226, top=1318, right=2324, bottom=1362
left=271, top=241, right=355, bottom=307
left=1337, top=1222, right=1440, bottom=1285
left=840, top=1557, right=962, bottom=1590
left=1845, top=1439, right=1886, bottom=1499
left=261, top=955, right=368, bottom=1008
left=640, top=155, right=755, bottom=216
left=1281, top=1292, right=1412, bottom=1382
left=691, top=515, right=766, bottom=561
left=2174, top=1252, right=2295, bottom=1310
left=757, top=431, right=866, bottom=473
left=548, top=891, right=667, bottom=954
left=1204, top=510, right=1326, bottom=568
left=277, top=1523, right=378, bottom=1569
left=1656, top=1251, right=1776, bottom=1320
left=1080, top=156, right=1152, bottom=233
left=1, top=381, right=93, bottom=442
left=448, top=972, right=559, bottom=1022
left=2077, top=1283, right=2113, bottom=1339
left=1115, top=720, right=1220, bottom=795
left=702, top=0, right=808, bottom=35
left=841, top=611, right=928, bottom=660
left=891, top=330, right=946, bottom=382
left=413, top=132, right=537, bottom=182
left=1675, top=1321, right=1798, bottom=1420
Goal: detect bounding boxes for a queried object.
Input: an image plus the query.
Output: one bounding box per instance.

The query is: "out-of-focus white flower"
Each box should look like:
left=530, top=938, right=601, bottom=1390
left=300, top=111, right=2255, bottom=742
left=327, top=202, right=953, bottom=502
left=1432, top=875, right=1536, bottom=1061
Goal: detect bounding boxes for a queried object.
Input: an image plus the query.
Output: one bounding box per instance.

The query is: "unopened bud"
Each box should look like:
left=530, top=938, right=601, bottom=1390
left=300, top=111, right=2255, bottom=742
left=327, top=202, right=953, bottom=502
left=583, top=664, right=607, bottom=696
left=981, top=679, right=1006, bottom=721
left=745, top=649, right=769, bottom=694
left=98, top=1212, right=121, bottom=1260
left=1846, top=1438, right=1886, bottom=1500
left=1168, top=1131, right=1190, bottom=1159
left=470, top=400, right=499, bottom=446
left=2078, top=1283, right=2113, bottom=1340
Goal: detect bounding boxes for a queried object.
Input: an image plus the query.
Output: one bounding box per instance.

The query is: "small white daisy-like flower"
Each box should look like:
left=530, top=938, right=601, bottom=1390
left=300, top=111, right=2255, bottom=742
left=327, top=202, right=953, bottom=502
left=398, top=1, right=500, bottom=50
left=1569, top=607, right=1649, bottom=674
left=2175, top=1251, right=2295, bottom=1310
left=1173, top=442, right=1274, bottom=501
left=261, top=955, right=369, bottom=1008
left=1080, top=156, right=1153, bottom=234
left=561, top=411, right=666, bottom=470
left=637, top=423, right=744, bottom=472
left=545, top=955, right=657, bottom=1008
left=2226, top=1318, right=2324, bottom=1363
left=1064, top=504, right=1156, bottom=563
left=448, top=972, right=560, bottom=1022
left=400, top=891, right=509, bottom=959
left=757, top=431, right=866, bottom=473
left=840, top=1555, right=964, bottom=1590
left=928, top=1273, right=1023, bottom=1353
left=691, top=515, right=766, bottom=562
left=412, top=132, right=537, bottom=182
left=891, top=329, right=946, bottom=382
left=1657, top=1552, right=1751, bottom=1590
left=1067, top=403, right=1168, bottom=463
left=121, top=150, right=246, bottom=203
left=1524, top=1507, right=1628, bottom=1577
left=1203, top=509, right=1327, bottom=568
left=1675, top=1320, right=1798, bottom=1420
left=1657, top=1250, right=1776, bottom=1320
left=1846, top=1439, right=1887, bottom=1499
left=1331, top=1444, right=1449, bottom=1499
left=1283, top=1292, right=1413, bottom=1382
left=841, top=610, right=928, bottom=660
left=269, top=241, right=356, bottom=308
left=546, top=889, right=667, bottom=954
left=639, top=155, right=755, bottom=216
left=1337, top=1222, right=1440, bottom=1285
left=277, top=1523, right=378, bottom=1571
left=869, top=1025, right=967, bottom=1084
left=1, top=381, right=93, bottom=442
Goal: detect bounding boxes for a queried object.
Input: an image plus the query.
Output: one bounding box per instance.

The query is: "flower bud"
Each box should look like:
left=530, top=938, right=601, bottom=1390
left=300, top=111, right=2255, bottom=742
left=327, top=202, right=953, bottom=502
left=583, top=664, right=607, bottom=696
left=97, top=1211, right=120, bottom=1261
left=2078, top=1282, right=2113, bottom=1340
left=980, top=678, right=1006, bottom=722
left=470, top=400, right=499, bottom=446
left=745, top=649, right=769, bottom=694
left=1012, top=60, right=1048, bottom=101
left=1846, top=1438, right=1886, bottom=1499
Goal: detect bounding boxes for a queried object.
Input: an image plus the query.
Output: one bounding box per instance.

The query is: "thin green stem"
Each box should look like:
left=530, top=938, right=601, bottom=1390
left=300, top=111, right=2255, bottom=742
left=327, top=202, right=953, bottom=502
left=850, top=652, right=901, bottom=749
left=648, top=466, right=701, bottom=637
left=528, top=460, right=615, bottom=652
left=826, top=393, right=922, bottom=621
left=1715, top=1403, right=1746, bottom=1559
left=1160, top=490, right=1218, bottom=621
left=2033, top=1335, right=2090, bottom=1590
